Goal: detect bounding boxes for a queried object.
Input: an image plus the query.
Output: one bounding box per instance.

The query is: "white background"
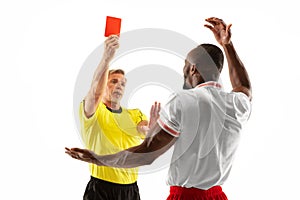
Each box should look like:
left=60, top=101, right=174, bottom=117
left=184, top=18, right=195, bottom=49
left=1, top=0, right=300, bottom=199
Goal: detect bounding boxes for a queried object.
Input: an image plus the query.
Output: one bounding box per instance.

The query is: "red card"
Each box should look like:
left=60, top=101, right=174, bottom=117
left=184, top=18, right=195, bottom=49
left=104, top=16, right=122, bottom=37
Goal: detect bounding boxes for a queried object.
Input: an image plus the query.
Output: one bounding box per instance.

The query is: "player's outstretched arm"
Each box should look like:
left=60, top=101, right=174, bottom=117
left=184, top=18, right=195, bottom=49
left=205, top=17, right=252, bottom=100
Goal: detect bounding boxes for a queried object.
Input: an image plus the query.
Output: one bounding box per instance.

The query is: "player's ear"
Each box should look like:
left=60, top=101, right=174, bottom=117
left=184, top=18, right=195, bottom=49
left=190, top=65, right=197, bottom=76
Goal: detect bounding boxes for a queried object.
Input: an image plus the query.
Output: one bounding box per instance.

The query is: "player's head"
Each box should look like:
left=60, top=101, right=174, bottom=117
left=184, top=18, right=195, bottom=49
left=104, top=69, right=127, bottom=103
left=183, top=44, right=224, bottom=89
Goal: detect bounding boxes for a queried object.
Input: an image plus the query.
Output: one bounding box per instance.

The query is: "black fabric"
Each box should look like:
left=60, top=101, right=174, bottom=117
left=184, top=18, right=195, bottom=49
left=105, top=105, right=122, bottom=113
left=83, top=176, right=141, bottom=200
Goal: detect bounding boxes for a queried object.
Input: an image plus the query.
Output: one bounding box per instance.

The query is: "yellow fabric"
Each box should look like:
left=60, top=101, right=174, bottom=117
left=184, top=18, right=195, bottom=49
left=79, top=101, right=147, bottom=184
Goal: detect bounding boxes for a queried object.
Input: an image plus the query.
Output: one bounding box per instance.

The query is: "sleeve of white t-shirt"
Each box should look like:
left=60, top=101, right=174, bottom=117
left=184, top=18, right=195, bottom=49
left=157, top=93, right=182, bottom=137
left=233, top=92, right=252, bottom=123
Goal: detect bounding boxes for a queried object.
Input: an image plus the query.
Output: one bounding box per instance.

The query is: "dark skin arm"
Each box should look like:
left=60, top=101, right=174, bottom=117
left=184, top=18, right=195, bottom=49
left=205, top=17, right=252, bottom=101
left=65, top=123, right=176, bottom=168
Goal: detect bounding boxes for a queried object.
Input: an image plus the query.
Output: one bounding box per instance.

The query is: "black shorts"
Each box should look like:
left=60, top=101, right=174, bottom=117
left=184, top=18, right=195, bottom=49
left=83, top=176, right=141, bottom=200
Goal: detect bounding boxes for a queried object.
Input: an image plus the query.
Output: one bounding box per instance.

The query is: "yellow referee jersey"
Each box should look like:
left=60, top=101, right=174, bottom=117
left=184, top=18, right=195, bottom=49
left=79, top=101, right=147, bottom=184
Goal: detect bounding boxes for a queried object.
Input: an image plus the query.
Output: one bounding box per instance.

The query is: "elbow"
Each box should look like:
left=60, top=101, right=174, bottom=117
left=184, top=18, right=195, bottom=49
left=232, top=85, right=252, bottom=101
left=243, top=84, right=252, bottom=101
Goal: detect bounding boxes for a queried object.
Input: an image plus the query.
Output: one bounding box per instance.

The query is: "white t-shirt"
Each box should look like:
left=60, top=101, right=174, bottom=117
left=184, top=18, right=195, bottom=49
left=157, top=81, right=251, bottom=190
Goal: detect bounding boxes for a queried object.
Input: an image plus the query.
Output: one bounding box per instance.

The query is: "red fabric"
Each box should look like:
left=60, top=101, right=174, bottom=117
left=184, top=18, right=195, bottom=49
left=166, top=186, right=228, bottom=200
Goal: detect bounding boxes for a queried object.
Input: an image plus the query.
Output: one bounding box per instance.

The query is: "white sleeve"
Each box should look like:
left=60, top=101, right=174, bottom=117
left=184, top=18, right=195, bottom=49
left=233, top=92, right=252, bottom=124
left=157, top=93, right=182, bottom=137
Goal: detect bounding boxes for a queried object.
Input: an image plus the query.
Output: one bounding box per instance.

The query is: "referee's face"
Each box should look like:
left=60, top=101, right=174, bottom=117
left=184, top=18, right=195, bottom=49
left=106, top=73, right=126, bottom=103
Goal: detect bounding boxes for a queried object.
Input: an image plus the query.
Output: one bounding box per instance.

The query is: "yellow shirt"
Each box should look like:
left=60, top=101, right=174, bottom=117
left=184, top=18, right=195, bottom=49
left=79, top=101, right=147, bottom=184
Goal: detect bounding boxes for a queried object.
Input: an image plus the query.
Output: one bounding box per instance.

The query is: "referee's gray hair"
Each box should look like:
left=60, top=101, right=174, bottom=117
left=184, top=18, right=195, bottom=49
left=109, top=69, right=125, bottom=76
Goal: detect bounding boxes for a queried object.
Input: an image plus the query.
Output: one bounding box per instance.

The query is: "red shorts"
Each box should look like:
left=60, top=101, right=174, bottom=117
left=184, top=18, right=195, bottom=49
left=167, top=185, right=228, bottom=200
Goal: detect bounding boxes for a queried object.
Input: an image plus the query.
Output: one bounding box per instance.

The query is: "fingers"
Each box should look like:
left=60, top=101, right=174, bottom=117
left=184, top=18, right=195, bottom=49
left=205, top=17, right=227, bottom=29
left=65, top=147, right=86, bottom=157
left=106, top=35, right=119, bottom=44
left=106, top=35, right=119, bottom=42
left=70, top=148, right=91, bottom=156
left=102, top=35, right=119, bottom=61
left=204, top=24, right=218, bottom=35
left=140, top=125, right=150, bottom=132
left=153, top=101, right=161, bottom=111
left=157, top=102, right=161, bottom=113
left=105, top=35, right=120, bottom=50
left=65, top=148, right=81, bottom=159
left=65, top=147, right=98, bottom=165
left=149, top=101, right=161, bottom=129
left=205, top=17, right=218, bottom=26
left=226, top=24, right=232, bottom=33
left=205, top=17, right=232, bottom=35
left=205, top=17, right=225, bottom=25
left=150, top=101, right=161, bottom=116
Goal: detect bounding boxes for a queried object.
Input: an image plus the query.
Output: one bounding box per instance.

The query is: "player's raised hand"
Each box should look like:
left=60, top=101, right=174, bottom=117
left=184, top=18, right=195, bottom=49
left=204, top=17, right=232, bottom=46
